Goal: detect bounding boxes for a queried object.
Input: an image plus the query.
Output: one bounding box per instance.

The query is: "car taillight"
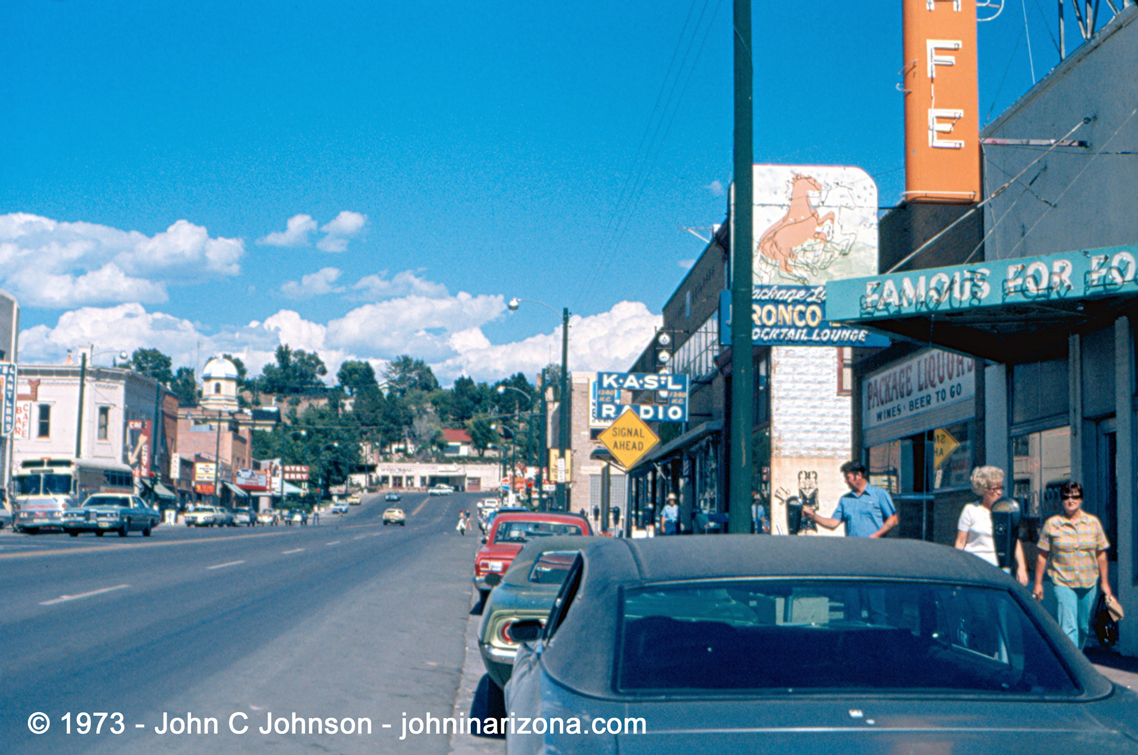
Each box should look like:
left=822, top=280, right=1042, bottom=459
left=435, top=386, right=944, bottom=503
left=499, top=620, right=543, bottom=644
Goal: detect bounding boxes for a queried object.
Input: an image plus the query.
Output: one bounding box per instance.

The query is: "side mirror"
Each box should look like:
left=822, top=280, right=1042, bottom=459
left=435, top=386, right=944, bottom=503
left=484, top=572, right=502, bottom=587
left=509, top=619, right=543, bottom=642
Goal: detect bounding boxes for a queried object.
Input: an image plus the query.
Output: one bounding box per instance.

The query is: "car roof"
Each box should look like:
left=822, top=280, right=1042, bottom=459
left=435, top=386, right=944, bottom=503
left=540, top=536, right=1111, bottom=699
left=502, top=536, right=595, bottom=587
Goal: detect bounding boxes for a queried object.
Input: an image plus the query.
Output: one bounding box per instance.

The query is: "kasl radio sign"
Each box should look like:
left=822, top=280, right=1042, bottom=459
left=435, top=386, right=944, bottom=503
left=594, top=372, right=689, bottom=423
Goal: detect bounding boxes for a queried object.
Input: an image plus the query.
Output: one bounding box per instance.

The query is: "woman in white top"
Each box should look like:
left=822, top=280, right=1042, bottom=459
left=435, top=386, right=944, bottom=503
left=954, top=466, right=1028, bottom=584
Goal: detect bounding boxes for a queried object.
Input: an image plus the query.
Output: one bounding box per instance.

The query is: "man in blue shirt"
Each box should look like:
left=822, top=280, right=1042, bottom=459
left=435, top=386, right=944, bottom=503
left=805, top=460, right=898, bottom=538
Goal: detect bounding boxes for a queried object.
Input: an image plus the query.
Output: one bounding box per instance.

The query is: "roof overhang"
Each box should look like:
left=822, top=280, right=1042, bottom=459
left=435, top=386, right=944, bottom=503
left=827, top=245, right=1138, bottom=363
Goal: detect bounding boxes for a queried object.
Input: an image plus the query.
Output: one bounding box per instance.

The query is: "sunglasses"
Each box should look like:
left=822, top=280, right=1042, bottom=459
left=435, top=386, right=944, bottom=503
left=1061, top=495, right=1083, bottom=501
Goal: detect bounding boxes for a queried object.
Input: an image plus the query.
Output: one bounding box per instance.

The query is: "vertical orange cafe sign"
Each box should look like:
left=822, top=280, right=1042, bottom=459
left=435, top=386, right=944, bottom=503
left=902, top=0, right=980, bottom=204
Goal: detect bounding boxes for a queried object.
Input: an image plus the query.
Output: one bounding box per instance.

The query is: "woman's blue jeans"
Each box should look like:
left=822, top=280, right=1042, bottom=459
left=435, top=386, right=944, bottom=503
left=1052, top=582, right=1098, bottom=649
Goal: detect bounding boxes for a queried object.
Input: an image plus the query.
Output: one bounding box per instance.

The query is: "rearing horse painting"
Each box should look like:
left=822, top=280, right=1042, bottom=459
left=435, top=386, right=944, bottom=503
left=757, top=174, right=838, bottom=282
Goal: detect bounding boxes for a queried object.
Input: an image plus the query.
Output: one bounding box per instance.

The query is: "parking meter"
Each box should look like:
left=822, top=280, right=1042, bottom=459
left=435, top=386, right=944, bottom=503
left=786, top=497, right=803, bottom=535
left=991, top=497, right=1021, bottom=570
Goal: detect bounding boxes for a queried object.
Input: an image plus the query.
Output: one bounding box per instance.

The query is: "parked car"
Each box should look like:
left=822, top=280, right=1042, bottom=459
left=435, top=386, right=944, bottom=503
left=382, top=507, right=406, bottom=525
left=384, top=491, right=401, bottom=502
left=213, top=508, right=236, bottom=527
left=478, top=537, right=587, bottom=697
left=0, top=506, right=12, bottom=531
left=505, top=536, right=1138, bottom=755
left=184, top=505, right=221, bottom=527
left=428, top=484, right=454, bottom=496
left=285, top=509, right=308, bottom=526
left=256, top=509, right=277, bottom=526
left=61, top=494, right=161, bottom=537
left=231, top=507, right=255, bottom=526
left=473, top=512, right=591, bottom=600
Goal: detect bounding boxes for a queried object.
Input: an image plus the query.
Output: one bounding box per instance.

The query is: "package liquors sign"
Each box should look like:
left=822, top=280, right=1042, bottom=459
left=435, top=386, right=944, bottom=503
left=863, top=348, right=975, bottom=430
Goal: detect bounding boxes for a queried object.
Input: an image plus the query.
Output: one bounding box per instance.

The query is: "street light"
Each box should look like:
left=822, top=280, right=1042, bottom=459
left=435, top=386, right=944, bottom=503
left=498, top=384, right=536, bottom=507
left=508, top=298, right=570, bottom=511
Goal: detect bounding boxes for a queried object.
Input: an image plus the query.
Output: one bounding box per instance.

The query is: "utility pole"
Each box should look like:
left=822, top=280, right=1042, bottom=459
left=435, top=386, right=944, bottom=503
left=556, top=308, right=570, bottom=512
left=728, top=0, right=755, bottom=534
left=74, top=352, right=87, bottom=459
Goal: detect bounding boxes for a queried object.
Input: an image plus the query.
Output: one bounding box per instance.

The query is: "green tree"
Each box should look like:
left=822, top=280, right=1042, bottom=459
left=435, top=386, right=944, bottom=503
left=258, top=345, right=328, bottom=394
left=337, top=360, right=378, bottom=396
left=468, top=418, right=497, bottom=458
left=170, top=366, right=198, bottom=406
left=127, top=348, right=174, bottom=384
left=384, top=355, right=439, bottom=396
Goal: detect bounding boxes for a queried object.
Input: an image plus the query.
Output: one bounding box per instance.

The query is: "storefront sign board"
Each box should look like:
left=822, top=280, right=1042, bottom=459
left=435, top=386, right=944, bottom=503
left=863, top=349, right=976, bottom=431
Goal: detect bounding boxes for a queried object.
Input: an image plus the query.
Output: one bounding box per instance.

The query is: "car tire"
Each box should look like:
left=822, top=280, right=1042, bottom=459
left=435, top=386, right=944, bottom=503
left=119, top=520, right=130, bottom=537
left=383, top=521, right=388, bottom=525
left=400, top=522, right=405, bottom=526
left=69, top=530, right=79, bottom=537
left=486, top=678, right=507, bottom=719
left=96, top=530, right=104, bottom=537
left=143, top=523, right=152, bottom=537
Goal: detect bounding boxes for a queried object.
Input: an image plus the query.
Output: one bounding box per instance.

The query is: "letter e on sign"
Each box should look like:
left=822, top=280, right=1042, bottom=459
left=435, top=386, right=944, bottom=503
left=902, top=0, right=979, bottom=203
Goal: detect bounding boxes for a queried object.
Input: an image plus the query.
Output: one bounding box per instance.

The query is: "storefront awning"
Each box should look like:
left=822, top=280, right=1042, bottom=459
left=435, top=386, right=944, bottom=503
left=628, top=420, right=723, bottom=474
left=282, top=481, right=305, bottom=497
left=222, top=481, right=249, bottom=498
left=141, top=481, right=178, bottom=500
left=827, top=245, right=1138, bottom=363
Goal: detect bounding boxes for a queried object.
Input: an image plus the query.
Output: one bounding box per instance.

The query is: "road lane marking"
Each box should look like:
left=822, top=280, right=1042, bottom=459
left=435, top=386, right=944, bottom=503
left=40, top=584, right=130, bottom=606
left=352, top=535, right=368, bottom=540
left=325, top=541, right=341, bottom=546
left=410, top=499, right=428, bottom=517
left=206, top=560, right=246, bottom=570
left=282, top=548, right=305, bottom=554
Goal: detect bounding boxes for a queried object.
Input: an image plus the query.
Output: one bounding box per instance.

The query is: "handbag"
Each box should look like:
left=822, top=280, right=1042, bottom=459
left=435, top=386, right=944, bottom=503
left=1093, top=593, right=1120, bottom=648
left=1105, top=594, right=1125, bottom=622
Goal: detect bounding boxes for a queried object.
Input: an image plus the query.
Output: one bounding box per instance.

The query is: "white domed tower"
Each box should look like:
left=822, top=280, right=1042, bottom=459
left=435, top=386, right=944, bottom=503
left=200, top=356, right=240, bottom=412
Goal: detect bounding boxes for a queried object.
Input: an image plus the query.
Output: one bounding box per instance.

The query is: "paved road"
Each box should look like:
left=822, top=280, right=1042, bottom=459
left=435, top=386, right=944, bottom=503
left=1, top=492, right=484, bottom=755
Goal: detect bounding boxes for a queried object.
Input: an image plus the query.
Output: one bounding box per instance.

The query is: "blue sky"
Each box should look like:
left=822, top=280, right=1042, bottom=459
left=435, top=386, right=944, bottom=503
left=0, top=0, right=1077, bottom=384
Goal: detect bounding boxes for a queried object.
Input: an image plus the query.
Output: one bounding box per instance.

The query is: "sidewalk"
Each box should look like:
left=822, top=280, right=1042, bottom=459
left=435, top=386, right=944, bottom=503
left=1085, top=647, right=1138, bottom=690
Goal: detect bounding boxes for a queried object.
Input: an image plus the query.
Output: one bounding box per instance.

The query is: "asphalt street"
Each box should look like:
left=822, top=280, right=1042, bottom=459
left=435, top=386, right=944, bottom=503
left=1, top=492, right=487, bottom=755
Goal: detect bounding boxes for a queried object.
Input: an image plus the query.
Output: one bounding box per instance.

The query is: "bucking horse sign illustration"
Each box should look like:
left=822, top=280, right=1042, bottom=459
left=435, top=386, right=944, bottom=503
left=756, top=173, right=854, bottom=283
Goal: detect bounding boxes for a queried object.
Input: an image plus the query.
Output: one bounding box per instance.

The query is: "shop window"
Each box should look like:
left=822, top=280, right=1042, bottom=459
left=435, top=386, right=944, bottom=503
left=1012, top=359, right=1068, bottom=426
left=1012, top=426, right=1071, bottom=529
left=932, top=422, right=973, bottom=491
left=37, top=404, right=51, bottom=438
left=97, top=406, right=110, bottom=440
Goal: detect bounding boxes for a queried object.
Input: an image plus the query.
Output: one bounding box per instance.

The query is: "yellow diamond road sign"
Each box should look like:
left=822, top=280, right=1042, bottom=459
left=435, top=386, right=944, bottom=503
left=598, top=410, right=659, bottom=469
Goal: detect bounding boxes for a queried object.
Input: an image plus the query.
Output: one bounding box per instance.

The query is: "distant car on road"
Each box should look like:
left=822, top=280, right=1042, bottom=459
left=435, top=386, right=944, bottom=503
left=327, top=502, right=349, bottom=515
left=384, top=492, right=401, bottom=502
left=62, top=494, right=160, bottom=537
left=231, top=507, right=255, bottom=526
left=382, top=508, right=406, bottom=526
left=285, top=509, right=308, bottom=526
left=347, top=493, right=362, bottom=505
left=256, top=509, right=277, bottom=526
left=473, top=512, right=591, bottom=600
left=505, top=536, right=1138, bottom=755
left=184, top=506, right=222, bottom=527
left=428, top=484, right=454, bottom=496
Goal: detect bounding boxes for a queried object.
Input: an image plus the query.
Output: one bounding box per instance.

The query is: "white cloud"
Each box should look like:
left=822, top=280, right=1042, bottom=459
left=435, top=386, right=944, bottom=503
left=430, top=301, right=661, bottom=383
left=280, top=267, right=346, bottom=299
left=17, top=299, right=660, bottom=389
left=0, top=213, right=243, bottom=307
left=351, top=269, right=449, bottom=300
left=707, top=180, right=725, bottom=197
left=317, top=211, right=367, bottom=252
left=257, top=214, right=317, bottom=247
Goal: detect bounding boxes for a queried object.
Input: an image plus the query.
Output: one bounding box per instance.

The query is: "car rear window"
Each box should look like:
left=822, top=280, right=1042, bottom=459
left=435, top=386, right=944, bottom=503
left=84, top=497, right=128, bottom=507
left=617, top=580, right=1078, bottom=697
left=528, top=551, right=578, bottom=584
left=496, top=521, right=583, bottom=542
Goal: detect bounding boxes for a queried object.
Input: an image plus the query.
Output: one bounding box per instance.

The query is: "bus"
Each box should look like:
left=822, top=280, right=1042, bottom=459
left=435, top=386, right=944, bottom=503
left=12, top=458, right=135, bottom=534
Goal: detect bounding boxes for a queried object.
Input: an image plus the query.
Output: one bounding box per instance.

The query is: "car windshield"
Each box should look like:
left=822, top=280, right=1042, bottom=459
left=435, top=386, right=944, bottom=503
left=84, top=497, right=128, bottom=507
left=14, top=473, right=73, bottom=496
left=496, top=521, right=583, bottom=543
left=528, top=551, right=577, bottom=584
left=617, top=580, right=1078, bottom=697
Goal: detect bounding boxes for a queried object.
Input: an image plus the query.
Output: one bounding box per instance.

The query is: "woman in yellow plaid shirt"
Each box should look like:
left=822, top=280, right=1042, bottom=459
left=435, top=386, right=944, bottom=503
left=1033, top=481, right=1114, bottom=649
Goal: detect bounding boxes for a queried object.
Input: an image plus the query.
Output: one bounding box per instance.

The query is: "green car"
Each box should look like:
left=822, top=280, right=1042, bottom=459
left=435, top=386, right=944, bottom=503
left=477, top=536, right=590, bottom=693
left=62, top=494, right=160, bottom=537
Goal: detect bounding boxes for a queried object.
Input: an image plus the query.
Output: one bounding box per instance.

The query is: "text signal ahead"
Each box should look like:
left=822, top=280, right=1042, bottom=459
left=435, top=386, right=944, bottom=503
left=598, top=411, right=659, bottom=469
